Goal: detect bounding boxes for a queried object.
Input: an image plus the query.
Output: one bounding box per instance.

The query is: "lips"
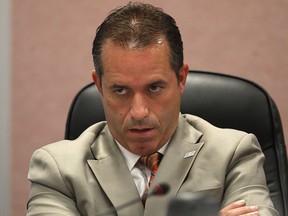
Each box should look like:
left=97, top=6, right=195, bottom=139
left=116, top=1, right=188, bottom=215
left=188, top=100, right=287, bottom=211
left=130, top=128, right=152, bottom=132
left=128, top=127, right=156, bottom=139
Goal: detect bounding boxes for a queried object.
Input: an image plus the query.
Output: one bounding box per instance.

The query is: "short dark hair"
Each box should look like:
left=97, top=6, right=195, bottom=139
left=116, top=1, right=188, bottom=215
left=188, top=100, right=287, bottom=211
left=92, top=2, right=183, bottom=80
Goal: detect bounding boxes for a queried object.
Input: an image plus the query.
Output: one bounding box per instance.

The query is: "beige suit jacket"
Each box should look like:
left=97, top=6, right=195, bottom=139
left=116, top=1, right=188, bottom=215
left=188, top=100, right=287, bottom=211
left=27, top=114, right=278, bottom=216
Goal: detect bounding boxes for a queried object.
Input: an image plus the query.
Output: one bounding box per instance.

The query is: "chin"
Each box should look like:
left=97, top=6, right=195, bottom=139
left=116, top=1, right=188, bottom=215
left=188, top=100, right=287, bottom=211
left=132, top=144, right=160, bottom=156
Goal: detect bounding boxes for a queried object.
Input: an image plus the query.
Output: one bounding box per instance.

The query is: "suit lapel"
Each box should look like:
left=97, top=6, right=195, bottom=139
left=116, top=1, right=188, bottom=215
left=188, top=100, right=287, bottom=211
left=87, top=126, right=144, bottom=216
left=86, top=115, right=204, bottom=216
left=145, top=115, right=204, bottom=216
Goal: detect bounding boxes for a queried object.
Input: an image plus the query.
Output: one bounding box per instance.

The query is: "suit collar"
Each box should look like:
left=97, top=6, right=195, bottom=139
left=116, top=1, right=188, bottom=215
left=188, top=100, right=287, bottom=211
left=144, top=115, right=204, bottom=215
left=88, top=126, right=144, bottom=216
left=88, top=115, right=204, bottom=216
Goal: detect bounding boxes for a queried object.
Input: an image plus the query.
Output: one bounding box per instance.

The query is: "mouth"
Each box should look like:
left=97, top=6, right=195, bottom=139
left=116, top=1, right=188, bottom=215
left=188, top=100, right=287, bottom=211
left=128, top=127, right=156, bottom=139
left=130, top=128, right=153, bottom=133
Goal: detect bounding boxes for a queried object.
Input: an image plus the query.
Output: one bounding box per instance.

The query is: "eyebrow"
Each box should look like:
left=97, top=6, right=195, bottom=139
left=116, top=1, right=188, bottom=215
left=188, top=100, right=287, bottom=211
left=149, top=80, right=167, bottom=86
left=108, top=79, right=168, bottom=90
left=109, top=84, right=128, bottom=90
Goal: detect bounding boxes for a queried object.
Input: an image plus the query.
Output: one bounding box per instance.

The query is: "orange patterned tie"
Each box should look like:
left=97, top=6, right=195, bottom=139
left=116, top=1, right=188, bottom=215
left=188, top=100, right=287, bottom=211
left=139, top=152, right=163, bottom=205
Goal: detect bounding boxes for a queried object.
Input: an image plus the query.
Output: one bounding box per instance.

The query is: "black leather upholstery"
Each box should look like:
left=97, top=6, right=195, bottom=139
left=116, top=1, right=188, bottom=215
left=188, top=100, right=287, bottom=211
left=65, top=70, right=288, bottom=215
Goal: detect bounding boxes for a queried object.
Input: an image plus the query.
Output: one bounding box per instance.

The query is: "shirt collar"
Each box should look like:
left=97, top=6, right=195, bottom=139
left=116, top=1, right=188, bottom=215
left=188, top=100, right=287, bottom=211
left=116, top=141, right=169, bottom=171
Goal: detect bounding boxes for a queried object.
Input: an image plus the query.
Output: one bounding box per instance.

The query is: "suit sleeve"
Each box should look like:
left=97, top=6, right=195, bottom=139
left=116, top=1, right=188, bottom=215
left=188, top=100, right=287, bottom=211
left=27, top=148, right=81, bottom=216
left=221, top=133, right=279, bottom=216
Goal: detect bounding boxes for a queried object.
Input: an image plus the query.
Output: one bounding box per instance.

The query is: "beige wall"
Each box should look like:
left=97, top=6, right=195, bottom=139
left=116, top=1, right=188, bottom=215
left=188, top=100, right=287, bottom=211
left=11, top=0, right=288, bottom=215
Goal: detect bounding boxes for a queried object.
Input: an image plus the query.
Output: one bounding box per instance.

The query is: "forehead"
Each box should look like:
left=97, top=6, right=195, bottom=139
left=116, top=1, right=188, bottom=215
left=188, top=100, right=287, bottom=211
left=102, top=41, right=171, bottom=70
left=101, top=39, right=168, bottom=56
left=100, top=41, right=176, bottom=85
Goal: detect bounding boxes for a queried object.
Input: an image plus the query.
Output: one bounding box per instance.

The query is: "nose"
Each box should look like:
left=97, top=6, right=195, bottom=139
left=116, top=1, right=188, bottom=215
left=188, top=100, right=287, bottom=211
left=130, top=93, right=149, bottom=121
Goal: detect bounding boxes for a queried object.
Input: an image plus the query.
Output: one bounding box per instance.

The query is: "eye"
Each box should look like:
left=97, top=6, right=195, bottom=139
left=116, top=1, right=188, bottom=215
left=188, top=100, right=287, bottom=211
left=149, top=85, right=162, bottom=93
left=114, top=87, right=128, bottom=95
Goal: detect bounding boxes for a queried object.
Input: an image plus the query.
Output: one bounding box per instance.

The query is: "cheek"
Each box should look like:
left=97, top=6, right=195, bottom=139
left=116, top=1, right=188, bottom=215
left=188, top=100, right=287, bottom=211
left=103, top=98, right=126, bottom=126
left=157, top=93, right=181, bottom=126
left=158, top=91, right=181, bottom=112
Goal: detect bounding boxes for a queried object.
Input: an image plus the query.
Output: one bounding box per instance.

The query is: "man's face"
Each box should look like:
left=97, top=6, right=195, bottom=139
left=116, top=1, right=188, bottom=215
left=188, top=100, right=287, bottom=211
left=93, top=41, right=188, bottom=155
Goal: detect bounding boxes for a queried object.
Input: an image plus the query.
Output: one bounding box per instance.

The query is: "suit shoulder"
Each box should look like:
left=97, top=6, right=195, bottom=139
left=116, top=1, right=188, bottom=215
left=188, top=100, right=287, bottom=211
left=181, top=114, right=262, bottom=162
left=182, top=114, right=248, bottom=139
left=39, top=121, right=107, bottom=157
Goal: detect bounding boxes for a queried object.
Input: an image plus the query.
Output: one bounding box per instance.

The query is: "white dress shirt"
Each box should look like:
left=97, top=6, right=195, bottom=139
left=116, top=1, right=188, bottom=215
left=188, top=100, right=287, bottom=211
left=116, top=141, right=169, bottom=197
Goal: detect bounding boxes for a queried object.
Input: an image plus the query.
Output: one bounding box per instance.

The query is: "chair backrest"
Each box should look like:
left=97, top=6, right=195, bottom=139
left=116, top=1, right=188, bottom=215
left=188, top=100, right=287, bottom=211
left=65, top=70, right=288, bottom=215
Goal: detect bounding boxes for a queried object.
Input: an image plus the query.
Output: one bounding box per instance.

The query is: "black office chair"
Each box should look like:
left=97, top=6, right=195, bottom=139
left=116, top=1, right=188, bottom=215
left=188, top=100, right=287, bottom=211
left=65, top=70, right=288, bottom=215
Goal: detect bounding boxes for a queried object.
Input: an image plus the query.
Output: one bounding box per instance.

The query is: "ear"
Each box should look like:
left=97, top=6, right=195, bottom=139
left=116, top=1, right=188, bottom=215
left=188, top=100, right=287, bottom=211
left=92, top=70, right=103, bottom=95
left=179, top=64, right=189, bottom=94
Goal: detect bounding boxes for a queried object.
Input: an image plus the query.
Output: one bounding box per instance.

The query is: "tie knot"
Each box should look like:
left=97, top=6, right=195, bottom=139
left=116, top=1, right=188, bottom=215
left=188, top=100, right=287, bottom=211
left=139, top=152, right=163, bottom=172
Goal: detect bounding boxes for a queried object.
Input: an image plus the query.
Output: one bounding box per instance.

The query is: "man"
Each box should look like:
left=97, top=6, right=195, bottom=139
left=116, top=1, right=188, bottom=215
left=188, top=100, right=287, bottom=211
left=27, top=2, right=278, bottom=216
